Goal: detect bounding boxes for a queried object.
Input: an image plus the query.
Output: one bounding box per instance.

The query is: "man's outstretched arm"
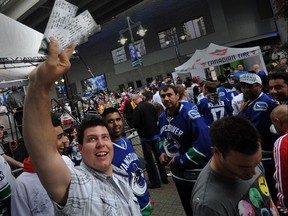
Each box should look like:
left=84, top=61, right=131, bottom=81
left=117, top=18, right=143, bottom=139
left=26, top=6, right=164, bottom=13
left=23, top=38, right=75, bottom=205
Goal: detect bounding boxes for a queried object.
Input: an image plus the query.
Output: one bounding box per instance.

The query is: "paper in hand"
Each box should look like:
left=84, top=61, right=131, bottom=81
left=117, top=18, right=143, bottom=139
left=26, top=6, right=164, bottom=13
left=38, top=0, right=100, bottom=55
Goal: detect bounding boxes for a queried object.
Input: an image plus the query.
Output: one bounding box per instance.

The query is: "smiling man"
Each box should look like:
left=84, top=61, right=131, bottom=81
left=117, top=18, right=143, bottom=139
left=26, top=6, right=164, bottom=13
left=268, top=72, right=288, bottom=105
left=102, top=107, right=152, bottom=216
left=22, top=38, right=141, bottom=215
left=191, top=116, right=279, bottom=216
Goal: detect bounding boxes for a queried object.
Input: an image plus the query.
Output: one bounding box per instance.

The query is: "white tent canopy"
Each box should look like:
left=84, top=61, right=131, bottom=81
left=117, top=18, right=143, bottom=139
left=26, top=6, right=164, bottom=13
left=0, top=13, right=44, bottom=88
left=175, top=48, right=207, bottom=72
left=195, top=43, right=266, bottom=71
left=174, top=43, right=267, bottom=81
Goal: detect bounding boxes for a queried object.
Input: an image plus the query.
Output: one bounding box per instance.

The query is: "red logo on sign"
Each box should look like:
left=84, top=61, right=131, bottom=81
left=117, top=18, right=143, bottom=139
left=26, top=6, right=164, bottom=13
left=250, top=50, right=257, bottom=55
left=209, top=48, right=228, bottom=56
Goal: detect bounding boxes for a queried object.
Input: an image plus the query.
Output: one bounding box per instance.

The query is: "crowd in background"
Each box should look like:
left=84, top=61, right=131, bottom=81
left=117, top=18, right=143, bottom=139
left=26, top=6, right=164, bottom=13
left=0, top=41, right=287, bottom=215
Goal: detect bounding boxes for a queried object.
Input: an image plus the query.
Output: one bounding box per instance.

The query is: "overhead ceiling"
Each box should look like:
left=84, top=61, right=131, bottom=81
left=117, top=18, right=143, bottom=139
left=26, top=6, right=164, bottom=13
left=0, top=0, right=144, bottom=33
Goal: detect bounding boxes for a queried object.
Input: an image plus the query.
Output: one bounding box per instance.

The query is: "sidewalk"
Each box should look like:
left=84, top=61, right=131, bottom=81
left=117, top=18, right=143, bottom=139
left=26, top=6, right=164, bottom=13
left=127, top=134, right=186, bottom=215
left=148, top=175, right=186, bottom=216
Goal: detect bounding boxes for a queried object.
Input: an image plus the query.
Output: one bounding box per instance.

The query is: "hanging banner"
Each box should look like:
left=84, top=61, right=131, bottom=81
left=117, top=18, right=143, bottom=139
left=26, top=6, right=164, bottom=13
left=129, top=45, right=143, bottom=67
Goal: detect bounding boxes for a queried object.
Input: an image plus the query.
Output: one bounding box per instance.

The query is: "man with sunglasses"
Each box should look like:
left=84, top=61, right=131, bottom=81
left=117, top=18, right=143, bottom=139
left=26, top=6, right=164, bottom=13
left=238, top=73, right=278, bottom=203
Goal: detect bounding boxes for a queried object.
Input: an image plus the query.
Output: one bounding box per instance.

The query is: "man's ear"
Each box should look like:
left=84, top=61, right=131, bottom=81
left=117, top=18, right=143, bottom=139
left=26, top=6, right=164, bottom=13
left=176, top=93, right=180, bottom=100
left=211, top=146, right=220, bottom=156
left=272, top=117, right=281, bottom=128
left=78, top=144, right=83, bottom=152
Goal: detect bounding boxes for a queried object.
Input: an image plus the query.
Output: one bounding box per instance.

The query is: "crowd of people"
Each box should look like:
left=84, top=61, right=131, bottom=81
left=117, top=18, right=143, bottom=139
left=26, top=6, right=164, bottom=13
left=0, top=38, right=287, bottom=216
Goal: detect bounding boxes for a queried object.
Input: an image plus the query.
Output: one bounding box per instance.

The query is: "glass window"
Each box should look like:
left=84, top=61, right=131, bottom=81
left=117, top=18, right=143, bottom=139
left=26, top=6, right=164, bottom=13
left=183, top=17, right=207, bottom=40
left=158, top=27, right=179, bottom=49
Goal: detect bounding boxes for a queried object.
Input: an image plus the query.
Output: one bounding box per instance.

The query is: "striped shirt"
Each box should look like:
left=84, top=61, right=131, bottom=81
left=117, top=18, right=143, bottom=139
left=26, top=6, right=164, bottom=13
left=53, top=163, right=141, bottom=216
left=273, top=131, right=288, bottom=214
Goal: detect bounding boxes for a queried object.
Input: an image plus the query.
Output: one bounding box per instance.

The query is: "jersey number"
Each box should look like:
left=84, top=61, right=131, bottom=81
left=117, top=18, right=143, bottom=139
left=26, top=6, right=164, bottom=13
left=211, top=107, right=225, bottom=121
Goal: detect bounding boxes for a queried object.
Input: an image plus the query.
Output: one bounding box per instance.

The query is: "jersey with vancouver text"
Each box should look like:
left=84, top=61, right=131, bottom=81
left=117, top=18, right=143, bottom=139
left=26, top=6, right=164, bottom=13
left=159, top=103, right=212, bottom=185
left=113, top=138, right=151, bottom=216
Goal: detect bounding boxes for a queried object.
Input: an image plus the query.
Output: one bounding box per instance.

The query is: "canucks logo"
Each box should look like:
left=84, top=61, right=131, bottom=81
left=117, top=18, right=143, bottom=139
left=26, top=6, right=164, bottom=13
left=253, top=102, right=268, bottom=111
left=163, top=133, right=181, bottom=158
left=131, top=163, right=147, bottom=196
left=188, top=105, right=201, bottom=120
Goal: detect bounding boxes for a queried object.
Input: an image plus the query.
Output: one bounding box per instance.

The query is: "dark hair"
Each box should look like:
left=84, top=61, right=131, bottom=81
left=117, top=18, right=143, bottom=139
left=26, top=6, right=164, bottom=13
left=217, top=75, right=227, bottom=83
left=210, top=116, right=260, bottom=158
left=175, top=84, right=185, bottom=99
left=102, top=107, right=121, bottom=119
left=51, top=113, right=62, bottom=127
left=235, top=82, right=242, bottom=92
left=77, top=116, right=109, bottom=145
left=204, top=81, right=217, bottom=93
left=159, top=84, right=178, bottom=94
left=184, top=81, right=191, bottom=88
left=268, top=72, right=288, bottom=84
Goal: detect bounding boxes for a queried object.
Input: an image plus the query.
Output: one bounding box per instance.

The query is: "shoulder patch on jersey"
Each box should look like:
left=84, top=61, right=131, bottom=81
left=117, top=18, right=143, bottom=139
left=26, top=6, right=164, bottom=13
left=253, top=102, right=268, bottom=111
left=218, top=92, right=225, bottom=97
left=188, top=106, right=201, bottom=119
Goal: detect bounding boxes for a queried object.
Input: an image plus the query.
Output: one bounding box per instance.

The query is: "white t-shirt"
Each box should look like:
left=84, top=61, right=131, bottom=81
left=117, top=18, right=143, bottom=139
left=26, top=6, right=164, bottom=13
left=231, top=93, right=244, bottom=115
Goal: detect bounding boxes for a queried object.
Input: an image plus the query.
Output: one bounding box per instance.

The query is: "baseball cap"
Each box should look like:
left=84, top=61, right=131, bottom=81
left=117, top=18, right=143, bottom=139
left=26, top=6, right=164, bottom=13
left=240, top=73, right=262, bottom=85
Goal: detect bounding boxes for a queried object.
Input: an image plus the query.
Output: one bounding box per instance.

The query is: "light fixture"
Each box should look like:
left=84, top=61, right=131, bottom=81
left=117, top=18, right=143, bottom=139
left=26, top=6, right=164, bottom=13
left=61, top=78, right=65, bottom=83
left=165, top=40, right=171, bottom=45
left=118, top=34, right=128, bottom=45
left=136, top=25, right=147, bottom=37
left=179, top=34, right=186, bottom=40
left=55, top=81, right=58, bottom=85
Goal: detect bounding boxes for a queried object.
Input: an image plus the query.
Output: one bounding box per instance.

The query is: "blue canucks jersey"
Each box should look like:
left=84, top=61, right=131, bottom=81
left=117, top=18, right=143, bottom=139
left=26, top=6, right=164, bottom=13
left=239, top=92, right=277, bottom=151
left=180, top=100, right=195, bottom=109
left=197, top=96, right=233, bottom=126
left=217, top=86, right=238, bottom=103
left=159, top=103, right=212, bottom=185
left=113, top=138, right=151, bottom=215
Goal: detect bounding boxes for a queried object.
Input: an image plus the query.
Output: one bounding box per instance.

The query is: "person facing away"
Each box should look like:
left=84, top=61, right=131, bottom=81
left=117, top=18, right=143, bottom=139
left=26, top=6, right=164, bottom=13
left=197, top=81, right=233, bottom=126
left=158, top=84, right=212, bottom=216
left=268, top=72, right=288, bottom=105
left=253, top=64, right=266, bottom=77
left=132, top=93, right=168, bottom=188
left=102, top=107, right=152, bottom=216
left=191, top=115, right=279, bottom=216
left=217, top=75, right=238, bottom=104
left=22, top=38, right=141, bottom=216
left=270, top=105, right=288, bottom=215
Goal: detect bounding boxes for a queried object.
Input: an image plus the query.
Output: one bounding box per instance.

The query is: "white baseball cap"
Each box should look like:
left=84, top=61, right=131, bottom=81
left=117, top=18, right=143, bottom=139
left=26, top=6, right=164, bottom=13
left=240, top=73, right=262, bottom=85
